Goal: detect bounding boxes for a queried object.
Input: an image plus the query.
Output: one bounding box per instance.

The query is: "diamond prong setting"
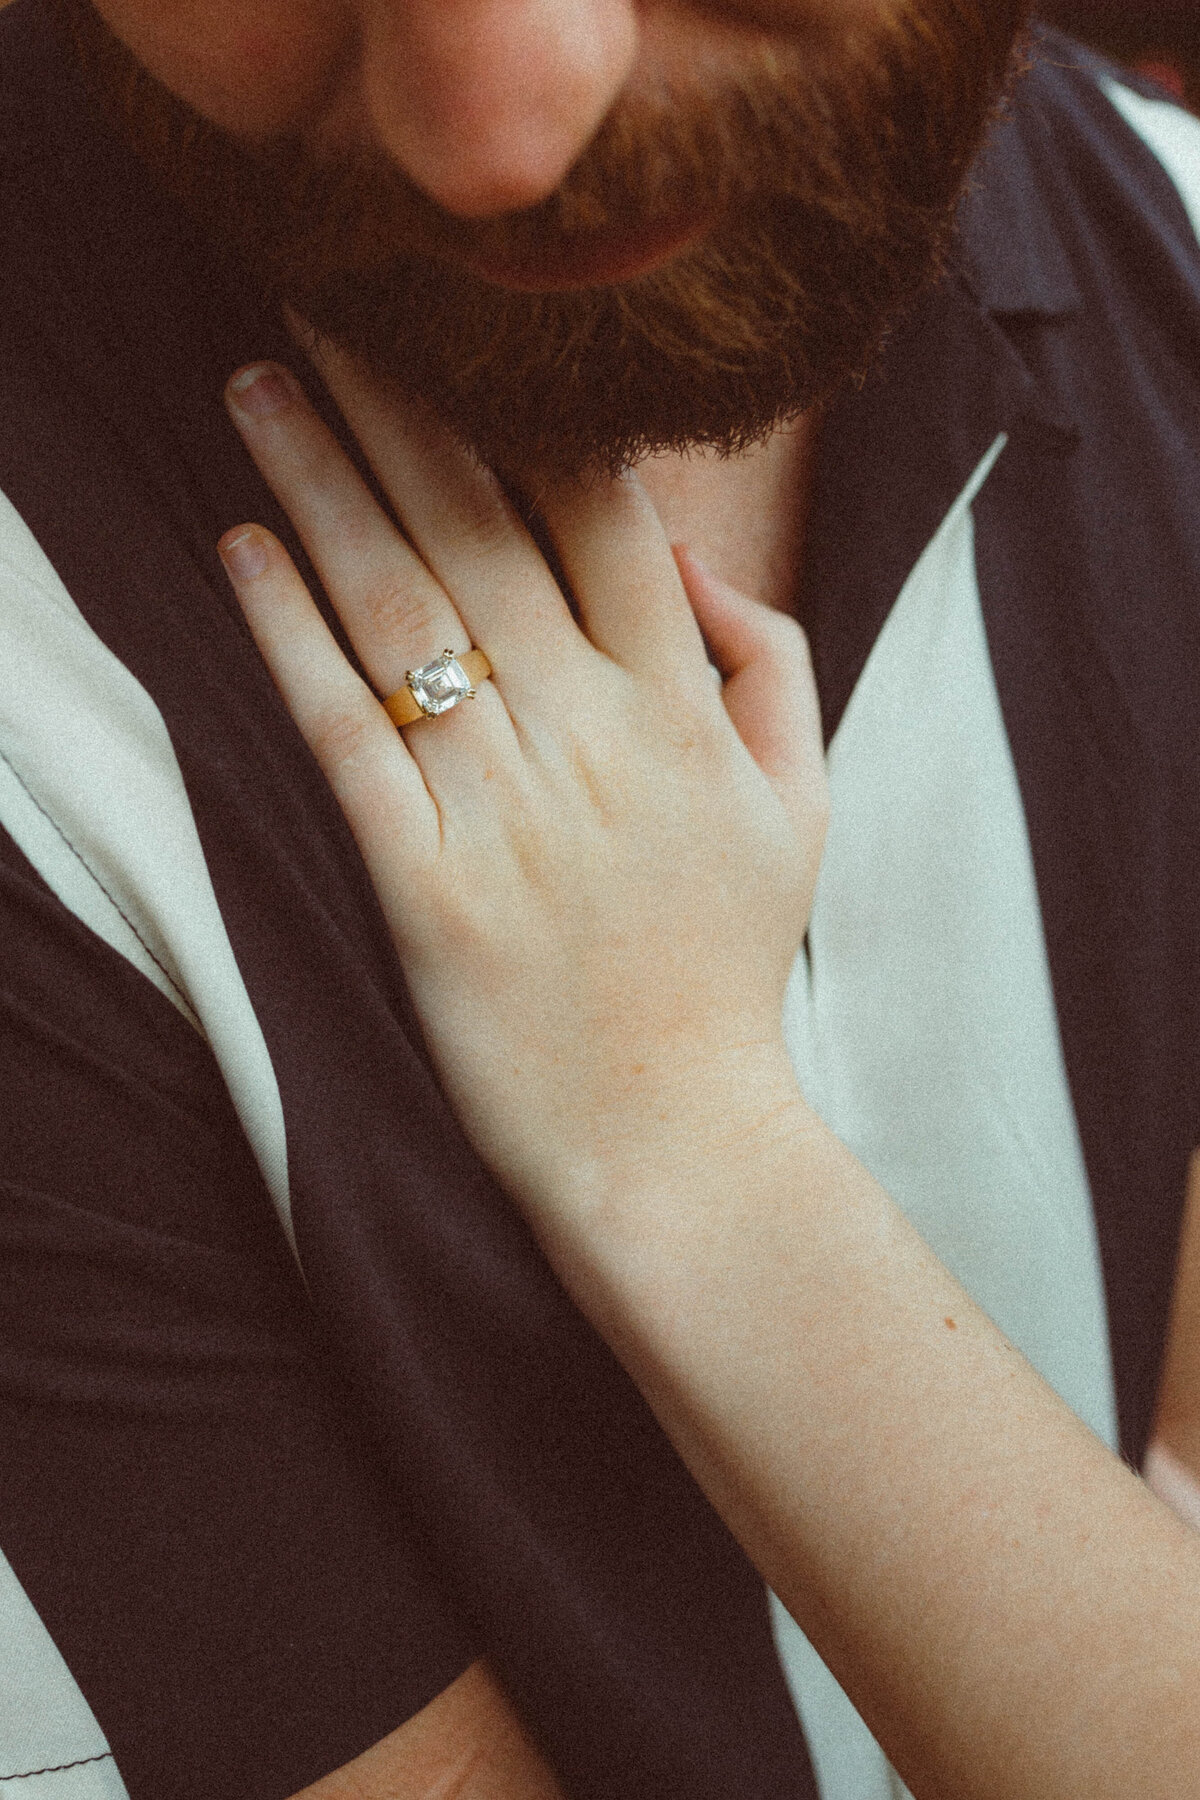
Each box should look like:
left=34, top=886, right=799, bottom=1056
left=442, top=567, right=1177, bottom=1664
left=405, top=650, right=476, bottom=718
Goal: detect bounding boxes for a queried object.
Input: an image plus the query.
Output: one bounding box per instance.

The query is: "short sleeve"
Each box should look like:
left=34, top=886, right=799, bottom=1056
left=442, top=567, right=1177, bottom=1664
left=0, top=825, right=476, bottom=1800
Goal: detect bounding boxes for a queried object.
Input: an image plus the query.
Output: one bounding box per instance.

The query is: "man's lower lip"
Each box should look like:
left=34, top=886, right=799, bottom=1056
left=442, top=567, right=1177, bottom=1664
left=452, top=213, right=714, bottom=293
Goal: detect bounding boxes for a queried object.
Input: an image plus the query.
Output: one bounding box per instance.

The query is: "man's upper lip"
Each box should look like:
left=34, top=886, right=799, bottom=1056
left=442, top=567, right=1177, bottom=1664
left=444, top=209, right=715, bottom=293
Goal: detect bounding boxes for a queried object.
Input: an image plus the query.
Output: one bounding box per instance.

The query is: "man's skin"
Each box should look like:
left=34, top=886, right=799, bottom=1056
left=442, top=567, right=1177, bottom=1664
left=1147, top=1156, right=1200, bottom=1531
left=30, top=0, right=1200, bottom=1790
left=289, top=1662, right=565, bottom=1799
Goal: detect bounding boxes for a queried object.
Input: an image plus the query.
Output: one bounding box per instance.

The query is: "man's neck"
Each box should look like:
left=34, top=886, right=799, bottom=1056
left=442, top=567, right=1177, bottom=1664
left=637, top=414, right=818, bottom=617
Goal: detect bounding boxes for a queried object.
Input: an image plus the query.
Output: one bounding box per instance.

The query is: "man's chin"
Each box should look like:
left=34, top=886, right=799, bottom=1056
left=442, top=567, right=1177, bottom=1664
left=56, top=0, right=1031, bottom=479
left=287, top=212, right=894, bottom=482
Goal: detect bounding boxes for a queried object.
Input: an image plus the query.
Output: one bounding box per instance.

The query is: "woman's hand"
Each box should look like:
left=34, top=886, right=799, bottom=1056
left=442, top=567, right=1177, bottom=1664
left=219, top=351, right=1200, bottom=1800
left=220, top=348, right=827, bottom=1230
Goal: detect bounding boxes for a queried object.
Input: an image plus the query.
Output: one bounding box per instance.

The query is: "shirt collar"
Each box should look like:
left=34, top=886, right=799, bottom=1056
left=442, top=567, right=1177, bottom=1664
left=953, top=90, right=1083, bottom=320
left=798, top=79, right=1082, bottom=742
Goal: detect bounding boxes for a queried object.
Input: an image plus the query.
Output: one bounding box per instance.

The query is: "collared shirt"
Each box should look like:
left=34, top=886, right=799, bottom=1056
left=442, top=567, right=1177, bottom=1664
left=772, top=65, right=1200, bottom=1794
left=1, top=11, right=1199, bottom=1796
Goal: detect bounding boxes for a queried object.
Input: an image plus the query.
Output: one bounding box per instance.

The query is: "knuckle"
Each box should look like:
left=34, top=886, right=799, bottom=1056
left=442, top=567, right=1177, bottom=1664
left=290, top=417, right=344, bottom=489
left=361, top=580, right=450, bottom=652
left=455, top=467, right=521, bottom=556
left=308, top=702, right=375, bottom=773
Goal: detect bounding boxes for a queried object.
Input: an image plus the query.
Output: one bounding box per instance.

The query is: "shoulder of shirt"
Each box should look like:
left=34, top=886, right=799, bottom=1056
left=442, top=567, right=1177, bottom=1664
left=951, top=26, right=1200, bottom=315
left=1044, top=23, right=1200, bottom=244
left=1099, top=73, right=1200, bottom=244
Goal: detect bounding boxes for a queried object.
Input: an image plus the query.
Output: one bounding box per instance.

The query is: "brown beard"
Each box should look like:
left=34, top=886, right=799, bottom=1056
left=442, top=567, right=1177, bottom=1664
left=54, top=0, right=1029, bottom=479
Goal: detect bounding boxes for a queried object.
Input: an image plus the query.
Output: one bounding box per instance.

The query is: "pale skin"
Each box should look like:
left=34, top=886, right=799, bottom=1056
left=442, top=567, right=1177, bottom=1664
left=208, top=338, right=1200, bottom=1800
left=70, top=0, right=1200, bottom=1791
left=288, top=1662, right=565, bottom=1800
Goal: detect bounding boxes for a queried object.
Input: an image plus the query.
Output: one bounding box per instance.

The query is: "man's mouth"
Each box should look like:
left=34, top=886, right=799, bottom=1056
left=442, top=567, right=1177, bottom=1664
left=444, top=209, right=716, bottom=292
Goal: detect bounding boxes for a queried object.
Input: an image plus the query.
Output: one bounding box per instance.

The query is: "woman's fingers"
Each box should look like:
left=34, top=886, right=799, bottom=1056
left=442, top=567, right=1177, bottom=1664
left=217, top=522, right=440, bottom=875
left=536, top=471, right=713, bottom=683
left=225, top=362, right=530, bottom=799
left=217, top=374, right=823, bottom=1216
left=223, top=351, right=823, bottom=886
left=226, top=364, right=466, bottom=703
left=673, top=546, right=829, bottom=832
left=301, top=337, right=586, bottom=695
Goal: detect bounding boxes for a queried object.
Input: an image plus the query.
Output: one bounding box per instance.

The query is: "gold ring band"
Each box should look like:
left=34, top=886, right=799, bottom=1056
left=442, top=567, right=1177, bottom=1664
left=384, top=648, right=493, bottom=728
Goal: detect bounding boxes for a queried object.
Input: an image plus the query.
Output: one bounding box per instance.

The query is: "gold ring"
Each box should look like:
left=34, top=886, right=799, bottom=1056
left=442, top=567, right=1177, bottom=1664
left=384, top=648, right=493, bottom=728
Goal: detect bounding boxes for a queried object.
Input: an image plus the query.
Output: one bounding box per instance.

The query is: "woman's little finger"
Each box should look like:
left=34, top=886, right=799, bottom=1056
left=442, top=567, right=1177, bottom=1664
left=673, top=545, right=828, bottom=832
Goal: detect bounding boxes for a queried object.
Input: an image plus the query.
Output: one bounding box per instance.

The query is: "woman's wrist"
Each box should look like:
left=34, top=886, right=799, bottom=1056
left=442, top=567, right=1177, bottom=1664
left=510, top=1044, right=821, bottom=1315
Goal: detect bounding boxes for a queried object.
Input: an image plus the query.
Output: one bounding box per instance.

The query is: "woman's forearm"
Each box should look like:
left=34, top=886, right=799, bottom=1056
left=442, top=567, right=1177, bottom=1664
left=540, top=1087, right=1200, bottom=1800
left=218, top=354, right=1200, bottom=1800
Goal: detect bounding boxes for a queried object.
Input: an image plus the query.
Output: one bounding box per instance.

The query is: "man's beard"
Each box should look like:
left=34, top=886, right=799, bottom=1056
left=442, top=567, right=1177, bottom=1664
left=57, top=0, right=1028, bottom=479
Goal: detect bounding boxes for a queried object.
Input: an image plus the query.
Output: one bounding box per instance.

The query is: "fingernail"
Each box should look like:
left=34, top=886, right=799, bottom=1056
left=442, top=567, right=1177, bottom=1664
left=227, top=363, right=298, bottom=419
left=219, top=526, right=269, bottom=580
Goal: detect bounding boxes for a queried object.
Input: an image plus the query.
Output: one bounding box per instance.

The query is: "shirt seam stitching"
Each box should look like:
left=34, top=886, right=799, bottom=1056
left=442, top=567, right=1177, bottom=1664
left=0, top=1752, right=115, bottom=1781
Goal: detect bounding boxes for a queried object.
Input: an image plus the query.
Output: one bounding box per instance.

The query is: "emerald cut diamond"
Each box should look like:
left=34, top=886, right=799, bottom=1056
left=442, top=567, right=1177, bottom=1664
left=406, top=651, right=474, bottom=717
